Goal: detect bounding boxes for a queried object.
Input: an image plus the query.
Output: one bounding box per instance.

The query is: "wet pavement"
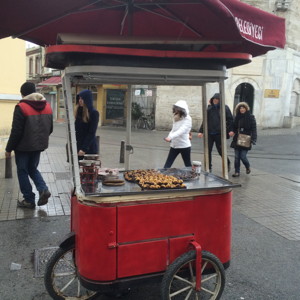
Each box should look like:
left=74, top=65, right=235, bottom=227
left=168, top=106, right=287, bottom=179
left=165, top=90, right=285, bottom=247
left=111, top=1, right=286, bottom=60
left=0, top=123, right=300, bottom=300
left=1, top=123, right=300, bottom=241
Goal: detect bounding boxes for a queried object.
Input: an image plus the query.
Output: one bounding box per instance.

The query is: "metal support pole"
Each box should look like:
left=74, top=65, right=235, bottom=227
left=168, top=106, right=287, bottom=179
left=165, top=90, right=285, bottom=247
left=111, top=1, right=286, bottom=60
left=62, top=70, right=81, bottom=189
left=5, top=156, right=12, bottom=178
left=219, top=80, right=229, bottom=179
left=201, top=84, right=209, bottom=172
left=125, top=85, right=133, bottom=170
left=119, top=140, right=125, bottom=163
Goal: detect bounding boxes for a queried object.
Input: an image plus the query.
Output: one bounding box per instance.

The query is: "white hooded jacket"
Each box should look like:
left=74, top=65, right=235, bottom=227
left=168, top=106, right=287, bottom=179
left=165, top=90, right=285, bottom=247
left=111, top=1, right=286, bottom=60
left=167, top=100, right=192, bottom=148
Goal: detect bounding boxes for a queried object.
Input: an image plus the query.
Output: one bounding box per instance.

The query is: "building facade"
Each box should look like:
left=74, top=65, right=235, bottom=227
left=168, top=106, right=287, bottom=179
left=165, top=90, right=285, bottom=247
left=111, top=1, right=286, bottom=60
left=0, top=37, right=26, bottom=159
left=156, top=0, right=300, bottom=130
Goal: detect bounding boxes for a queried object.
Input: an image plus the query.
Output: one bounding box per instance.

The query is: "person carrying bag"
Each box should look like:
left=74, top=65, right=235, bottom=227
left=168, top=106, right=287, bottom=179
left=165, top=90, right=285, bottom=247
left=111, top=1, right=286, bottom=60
left=231, top=102, right=257, bottom=177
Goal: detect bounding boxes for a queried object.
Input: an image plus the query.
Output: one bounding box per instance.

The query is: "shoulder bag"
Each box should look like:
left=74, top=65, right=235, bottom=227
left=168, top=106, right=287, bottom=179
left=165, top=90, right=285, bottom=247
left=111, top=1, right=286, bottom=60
left=237, top=133, right=251, bottom=148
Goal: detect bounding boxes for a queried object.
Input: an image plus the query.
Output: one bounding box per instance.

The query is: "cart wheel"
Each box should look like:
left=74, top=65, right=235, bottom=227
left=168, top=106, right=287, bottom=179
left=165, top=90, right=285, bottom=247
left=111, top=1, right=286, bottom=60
left=44, top=243, right=99, bottom=300
left=161, top=250, right=225, bottom=300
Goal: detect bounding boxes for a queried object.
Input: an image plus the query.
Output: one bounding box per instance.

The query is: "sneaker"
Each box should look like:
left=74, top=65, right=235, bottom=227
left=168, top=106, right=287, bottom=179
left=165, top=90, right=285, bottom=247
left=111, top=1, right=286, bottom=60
left=17, top=200, right=36, bottom=209
left=246, top=168, right=251, bottom=174
left=232, top=173, right=240, bottom=177
left=38, top=190, right=51, bottom=206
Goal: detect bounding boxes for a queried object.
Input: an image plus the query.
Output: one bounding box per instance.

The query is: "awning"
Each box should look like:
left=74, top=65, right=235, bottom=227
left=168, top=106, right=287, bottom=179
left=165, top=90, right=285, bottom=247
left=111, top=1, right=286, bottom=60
left=0, top=0, right=285, bottom=58
left=37, top=76, right=61, bottom=87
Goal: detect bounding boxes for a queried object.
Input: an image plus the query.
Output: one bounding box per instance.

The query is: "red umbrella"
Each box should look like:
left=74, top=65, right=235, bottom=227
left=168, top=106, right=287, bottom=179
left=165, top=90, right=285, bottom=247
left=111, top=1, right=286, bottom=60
left=0, top=0, right=285, bottom=57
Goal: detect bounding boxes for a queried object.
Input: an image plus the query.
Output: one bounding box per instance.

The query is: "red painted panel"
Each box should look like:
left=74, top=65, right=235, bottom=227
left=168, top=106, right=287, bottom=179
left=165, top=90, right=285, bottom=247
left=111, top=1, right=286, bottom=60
left=76, top=203, right=117, bottom=281
left=169, top=235, right=195, bottom=264
left=193, top=192, right=232, bottom=263
left=118, top=200, right=195, bottom=243
left=118, top=239, right=168, bottom=278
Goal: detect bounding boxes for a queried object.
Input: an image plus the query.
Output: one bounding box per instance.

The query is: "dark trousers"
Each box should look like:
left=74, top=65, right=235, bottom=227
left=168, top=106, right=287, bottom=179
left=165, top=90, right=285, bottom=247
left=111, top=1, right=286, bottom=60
left=208, top=134, right=230, bottom=170
left=164, top=147, right=192, bottom=168
left=15, top=150, right=48, bottom=204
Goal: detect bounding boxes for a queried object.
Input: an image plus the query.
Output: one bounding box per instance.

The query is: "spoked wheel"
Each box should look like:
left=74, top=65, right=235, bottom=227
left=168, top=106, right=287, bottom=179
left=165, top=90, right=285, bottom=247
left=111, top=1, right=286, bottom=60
left=44, top=244, right=99, bottom=300
left=161, top=250, right=225, bottom=300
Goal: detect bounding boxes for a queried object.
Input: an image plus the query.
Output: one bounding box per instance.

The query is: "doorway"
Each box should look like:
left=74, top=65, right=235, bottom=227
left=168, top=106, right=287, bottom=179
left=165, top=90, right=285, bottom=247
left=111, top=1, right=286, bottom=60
left=233, top=83, right=254, bottom=114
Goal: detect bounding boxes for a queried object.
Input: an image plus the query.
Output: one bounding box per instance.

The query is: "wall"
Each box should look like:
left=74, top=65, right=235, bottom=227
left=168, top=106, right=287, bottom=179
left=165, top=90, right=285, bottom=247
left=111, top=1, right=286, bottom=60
left=0, top=37, right=26, bottom=158
left=155, top=86, right=203, bottom=131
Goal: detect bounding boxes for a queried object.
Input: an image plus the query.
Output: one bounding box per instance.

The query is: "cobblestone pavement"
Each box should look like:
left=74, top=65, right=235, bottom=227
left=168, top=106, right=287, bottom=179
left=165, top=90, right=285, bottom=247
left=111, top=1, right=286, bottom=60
left=0, top=123, right=299, bottom=241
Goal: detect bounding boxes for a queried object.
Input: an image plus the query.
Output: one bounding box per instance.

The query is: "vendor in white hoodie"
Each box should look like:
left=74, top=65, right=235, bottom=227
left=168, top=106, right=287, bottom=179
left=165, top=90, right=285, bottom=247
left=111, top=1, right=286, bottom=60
left=164, top=100, right=192, bottom=168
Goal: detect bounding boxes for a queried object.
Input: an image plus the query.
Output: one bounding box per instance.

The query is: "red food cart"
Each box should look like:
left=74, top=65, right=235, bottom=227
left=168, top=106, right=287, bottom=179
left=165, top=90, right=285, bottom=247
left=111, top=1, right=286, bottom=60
left=42, top=45, right=242, bottom=300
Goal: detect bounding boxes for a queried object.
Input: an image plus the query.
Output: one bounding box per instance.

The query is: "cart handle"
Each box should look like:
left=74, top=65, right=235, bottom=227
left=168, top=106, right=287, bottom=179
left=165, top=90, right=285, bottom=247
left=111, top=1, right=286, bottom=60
left=189, top=241, right=202, bottom=291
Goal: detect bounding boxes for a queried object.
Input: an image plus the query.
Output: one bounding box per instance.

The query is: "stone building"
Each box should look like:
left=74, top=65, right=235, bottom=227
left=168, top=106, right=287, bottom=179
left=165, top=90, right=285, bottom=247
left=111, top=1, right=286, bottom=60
left=155, top=0, right=300, bottom=130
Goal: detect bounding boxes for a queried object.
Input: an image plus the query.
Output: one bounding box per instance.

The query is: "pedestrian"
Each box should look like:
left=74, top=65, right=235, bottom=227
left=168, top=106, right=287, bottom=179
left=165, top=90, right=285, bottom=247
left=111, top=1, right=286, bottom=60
left=198, top=93, right=234, bottom=172
left=5, top=82, right=53, bottom=209
left=75, top=89, right=99, bottom=160
left=231, top=102, right=257, bottom=177
left=163, top=100, right=192, bottom=168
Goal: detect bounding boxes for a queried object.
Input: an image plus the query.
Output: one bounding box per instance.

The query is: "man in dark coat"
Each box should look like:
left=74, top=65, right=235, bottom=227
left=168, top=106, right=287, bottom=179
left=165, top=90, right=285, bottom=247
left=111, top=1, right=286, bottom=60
left=5, top=82, right=53, bottom=209
left=198, top=93, right=234, bottom=172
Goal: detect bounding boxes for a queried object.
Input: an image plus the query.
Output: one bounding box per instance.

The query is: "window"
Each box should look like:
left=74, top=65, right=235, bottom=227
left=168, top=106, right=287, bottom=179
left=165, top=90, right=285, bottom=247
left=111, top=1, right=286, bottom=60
left=29, top=58, right=33, bottom=76
left=35, top=56, right=40, bottom=74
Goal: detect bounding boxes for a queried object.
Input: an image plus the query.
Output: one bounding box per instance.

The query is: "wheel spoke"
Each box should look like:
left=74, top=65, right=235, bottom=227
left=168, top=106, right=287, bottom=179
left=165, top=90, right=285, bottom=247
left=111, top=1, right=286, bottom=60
left=174, top=275, right=194, bottom=286
left=184, top=288, right=193, bottom=300
left=188, top=261, right=194, bottom=279
left=170, top=286, right=193, bottom=297
left=201, top=260, right=208, bottom=273
left=77, top=276, right=81, bottom=297
left=61, top=256, right=75, bottom=270
left=201, top=286, right=217, bottom=296
left=60, top=275, right=76, bottom=292
left=53, top=271, right=75, bottom=277
left=201, top=273, right=217, bottom=283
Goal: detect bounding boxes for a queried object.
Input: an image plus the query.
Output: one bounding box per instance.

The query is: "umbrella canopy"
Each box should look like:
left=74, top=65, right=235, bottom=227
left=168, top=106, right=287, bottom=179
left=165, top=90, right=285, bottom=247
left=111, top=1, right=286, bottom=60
left=0, top=0, right=285, bottom=57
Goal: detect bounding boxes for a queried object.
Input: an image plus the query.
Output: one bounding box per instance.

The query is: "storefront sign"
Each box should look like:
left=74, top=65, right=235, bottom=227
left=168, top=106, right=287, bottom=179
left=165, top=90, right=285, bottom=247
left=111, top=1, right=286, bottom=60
left=264, top=89, right=280, bottom=98
left=106, top=89, right=125, bottom=119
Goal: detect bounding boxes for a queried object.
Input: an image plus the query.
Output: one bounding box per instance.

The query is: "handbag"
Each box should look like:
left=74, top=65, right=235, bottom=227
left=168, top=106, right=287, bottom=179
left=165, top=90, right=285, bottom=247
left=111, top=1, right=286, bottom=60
left=236, top=133, right=251, bottom=148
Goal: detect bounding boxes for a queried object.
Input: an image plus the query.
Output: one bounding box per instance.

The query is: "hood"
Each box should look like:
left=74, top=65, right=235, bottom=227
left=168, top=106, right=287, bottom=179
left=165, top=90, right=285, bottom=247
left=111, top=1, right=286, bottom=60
left=235, top=102, right=250, bottom=114
left=23, top=93, right=45, bottom=101
left=20, top=99, right=47, bottom=111
left=209, top=93, right=221, bottom=105
left=174, top=100, right=189, bottom=115
left=20, top=93, right=47, bottom=111
left=76, top=89, right=94, bottom=112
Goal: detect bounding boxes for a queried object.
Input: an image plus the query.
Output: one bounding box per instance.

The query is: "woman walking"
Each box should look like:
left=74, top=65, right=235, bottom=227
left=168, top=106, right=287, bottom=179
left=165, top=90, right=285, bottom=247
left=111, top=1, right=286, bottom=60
left=231, top=102, right=257, bottom=177
left=163, top=100, right=192, bottom=168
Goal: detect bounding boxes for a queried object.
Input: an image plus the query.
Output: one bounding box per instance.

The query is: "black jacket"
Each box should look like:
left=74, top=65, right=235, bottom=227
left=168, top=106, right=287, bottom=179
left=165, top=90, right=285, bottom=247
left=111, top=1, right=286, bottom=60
left=232, top=112, right=257, bottom=150
left=199, top=104, right=234, bottom=137
left=75, top=90, right=99, bottom=154
left=6, top=95, right=53, bottom=152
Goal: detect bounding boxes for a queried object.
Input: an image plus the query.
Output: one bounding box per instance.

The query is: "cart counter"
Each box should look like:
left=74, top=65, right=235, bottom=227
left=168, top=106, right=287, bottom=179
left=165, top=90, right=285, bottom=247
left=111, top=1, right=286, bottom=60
left=78, top=171, right=239, bottom=204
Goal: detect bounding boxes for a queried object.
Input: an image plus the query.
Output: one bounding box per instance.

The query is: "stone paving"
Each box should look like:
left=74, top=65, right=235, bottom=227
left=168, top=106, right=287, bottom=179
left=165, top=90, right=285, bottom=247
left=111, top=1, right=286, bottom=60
left=0, top=124, right=300, bottom=242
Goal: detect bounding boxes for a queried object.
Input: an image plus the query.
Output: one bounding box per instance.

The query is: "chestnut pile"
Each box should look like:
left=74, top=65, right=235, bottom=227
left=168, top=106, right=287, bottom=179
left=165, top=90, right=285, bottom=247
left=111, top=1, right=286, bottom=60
left=124, top=169, right=186, bottom=190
